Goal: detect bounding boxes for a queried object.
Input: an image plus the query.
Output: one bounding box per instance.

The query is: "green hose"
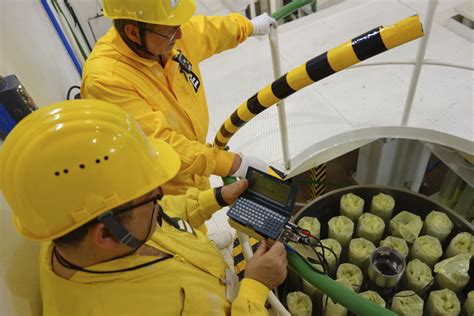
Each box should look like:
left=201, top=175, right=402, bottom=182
left=222, top=176, right=238, bottom=185
left=287, top=251, right=397, bottom=316
left=271, top=0, right=316, bottom=21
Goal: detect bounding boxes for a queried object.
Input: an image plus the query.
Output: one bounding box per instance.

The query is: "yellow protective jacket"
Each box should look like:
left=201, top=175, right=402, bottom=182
left=40, top=188, right=269, bottom=315
left=81, top=15, right=254, bottom=196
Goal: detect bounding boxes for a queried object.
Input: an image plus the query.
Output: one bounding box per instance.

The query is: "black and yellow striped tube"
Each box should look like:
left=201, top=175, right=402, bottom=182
left=214, top=15, right=424, bottom=148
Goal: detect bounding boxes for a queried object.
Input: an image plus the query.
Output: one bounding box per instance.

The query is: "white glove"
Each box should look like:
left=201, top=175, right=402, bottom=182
left=251, top=13, right=278, bottom=36
left=232, top=153, right=268, bottom=179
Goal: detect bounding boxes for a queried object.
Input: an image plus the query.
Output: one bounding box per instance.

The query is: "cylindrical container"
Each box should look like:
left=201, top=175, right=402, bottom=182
left=328, top=215, right=354, bottom=247
left=340, top=193, right=364, bottom=222
left=422, top=210, right=454, bottom=243
left=451, top=180, right=466, bottom=208
left=462, top=291, right=474, bottom=316
left=401, top=259, right=433, bottom=294
left=454, top=185, right=474, bottom=221
left=434, top=254, right=471, bottom=293
left=445, top=232, right=473, bottom=258
left=379, top=236, right=409, bottom=259
left=298, top=216, right=321, bottom=238
left=450, top=179, right=466, bottom=208
left=390, top=291, right=424, bottom=316
left=336, top=263, right=363, bottom=292
left=409, top=235, right=443, bottom=268
left=355, top=213, right=385, bottom=245
left=359, top=290, right=386, bottom=308
left=389, top=211, right=423, bottom=244
left=286, top=291, right=312, bottom=316
left=437, top=169, right=463, bottom=208
left=348, top=238, right=376, bottom=270
left=367, top=247, right=406, bottom=290
left=322, top=279, right=353, bottom=316
left=370, top=193, right=395, bottom=222
left=426, top=289, right=461, bottom=316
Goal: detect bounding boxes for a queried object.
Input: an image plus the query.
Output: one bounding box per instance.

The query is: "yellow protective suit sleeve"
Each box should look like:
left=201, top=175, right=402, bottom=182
left=232, top=278, right=270, bottom=315
left=185, top=14, right=254, bottom=62
left=84, top=80, right=235, bottom=177
left=159, top=187, right=221, bottom=228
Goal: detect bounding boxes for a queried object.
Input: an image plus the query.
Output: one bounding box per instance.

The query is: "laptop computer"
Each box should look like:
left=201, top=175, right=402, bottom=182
left=227, top=167, right=298, bottom=241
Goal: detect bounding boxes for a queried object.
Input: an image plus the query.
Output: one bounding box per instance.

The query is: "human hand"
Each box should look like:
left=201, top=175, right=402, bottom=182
left=220, top=179, right=248, bottom=205
left=251, top=12, right=278, bottom=36
left=231, top=153, right=268, bottom=178
left=244, top=240, right=288, bottom=289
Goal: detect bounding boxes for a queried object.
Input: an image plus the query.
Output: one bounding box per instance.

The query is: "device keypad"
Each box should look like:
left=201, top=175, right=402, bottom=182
left=229, top=197, right=286, bottom=239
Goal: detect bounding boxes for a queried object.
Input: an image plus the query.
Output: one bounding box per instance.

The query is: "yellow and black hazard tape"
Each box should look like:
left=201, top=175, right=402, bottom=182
left=233, top=237, right=260, bottom=279
left=214, top=15, right=423, bottom=148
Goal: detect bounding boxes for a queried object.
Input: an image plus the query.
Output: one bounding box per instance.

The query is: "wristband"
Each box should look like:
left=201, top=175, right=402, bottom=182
left=214, top=186, right=228, bottom=207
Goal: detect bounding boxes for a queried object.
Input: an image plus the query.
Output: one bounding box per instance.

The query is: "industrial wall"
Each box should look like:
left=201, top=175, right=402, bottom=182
left=0, top=1, right=248, bottom=314
left=0, top=1, right=104, bottom=314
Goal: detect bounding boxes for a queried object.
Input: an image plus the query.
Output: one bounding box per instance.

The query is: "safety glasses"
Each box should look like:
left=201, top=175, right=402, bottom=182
left=146, top=27, right=180, bottom=42
left=110, top=193, right=163, bottom=216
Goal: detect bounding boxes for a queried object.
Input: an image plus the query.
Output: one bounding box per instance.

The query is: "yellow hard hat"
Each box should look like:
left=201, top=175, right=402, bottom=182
left=0, top=99, right=180, bottom=241
left=103, top=0, right=196, bottom=26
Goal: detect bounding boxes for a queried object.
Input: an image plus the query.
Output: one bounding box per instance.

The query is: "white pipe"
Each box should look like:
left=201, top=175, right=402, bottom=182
left=349, top=59, right=473, bottom=71
left=248, top=0, right=256, bottom=18
left=236, top=232, right=290, bottom=315
left=410, top=144, right=432, bottom=192
left=236, top=232, right=253, bottom=262
left=269, top=27, right=291, bottom=170
left=269, top=0, right=277, bottom=13
left=401, top=0, right=438, bottom=126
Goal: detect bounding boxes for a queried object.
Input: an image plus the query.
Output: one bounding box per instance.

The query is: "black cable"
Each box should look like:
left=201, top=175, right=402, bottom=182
left=64, top=0, right=93, bottom=51
left=66, top=85, right=80, bottom=100
left=53, top=248, right=171, bottom=274
left=393, top=279, right=435, bottom=298
left=299, top=230, right=339, bottom=275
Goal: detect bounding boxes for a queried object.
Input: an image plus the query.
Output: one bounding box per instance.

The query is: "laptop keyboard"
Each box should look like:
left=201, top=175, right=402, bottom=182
left=229, top=197, right=288, bottom=239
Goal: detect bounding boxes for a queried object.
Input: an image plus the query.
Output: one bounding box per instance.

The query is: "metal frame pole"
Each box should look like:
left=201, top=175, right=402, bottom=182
left=410, top=143, right=432, bottom=192
left=401, top=0, right=438, bottom=126
left=269, top=0, right=278, bottom=13
left=269, top=28, right=291, bottom=170
left=248, top=0, right=257, bottom=18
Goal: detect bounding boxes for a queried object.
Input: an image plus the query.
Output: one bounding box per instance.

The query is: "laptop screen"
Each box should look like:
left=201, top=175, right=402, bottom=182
left=247, top=169, right=293, bottom=208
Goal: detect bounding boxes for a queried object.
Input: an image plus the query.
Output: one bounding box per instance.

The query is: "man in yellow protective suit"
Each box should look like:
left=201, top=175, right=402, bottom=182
left=0, top=99, right=288, bottom=315
left=81, top=0, right=277, bottom=196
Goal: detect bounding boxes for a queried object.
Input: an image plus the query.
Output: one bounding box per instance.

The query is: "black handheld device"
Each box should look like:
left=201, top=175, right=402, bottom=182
left=227, top=167, right=298, bottom=241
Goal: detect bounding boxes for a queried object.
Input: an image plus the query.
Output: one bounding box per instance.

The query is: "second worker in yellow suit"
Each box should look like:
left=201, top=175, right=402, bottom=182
left=81, top=0, right=277, bottom=196
left=0, top=100, right=288, bottom=315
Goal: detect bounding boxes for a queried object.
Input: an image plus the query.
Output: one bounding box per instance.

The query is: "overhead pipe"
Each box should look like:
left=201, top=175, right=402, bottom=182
left=41, top=0, right=82, bottom=76
left=214, top=15, right=424, bottom=149
left=272, top=0, right=315, bottom=21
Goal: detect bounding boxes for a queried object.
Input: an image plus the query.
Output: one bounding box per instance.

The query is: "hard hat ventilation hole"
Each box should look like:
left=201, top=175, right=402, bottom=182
left=104, top=156, right=109, bottom=161
left=63, top=169, right=69, bottom=174
left=79, top=164, right=85, bottom=169
left=96, top=159, right=101, bottom=164
left=54, top=172, right=60, bottom=176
